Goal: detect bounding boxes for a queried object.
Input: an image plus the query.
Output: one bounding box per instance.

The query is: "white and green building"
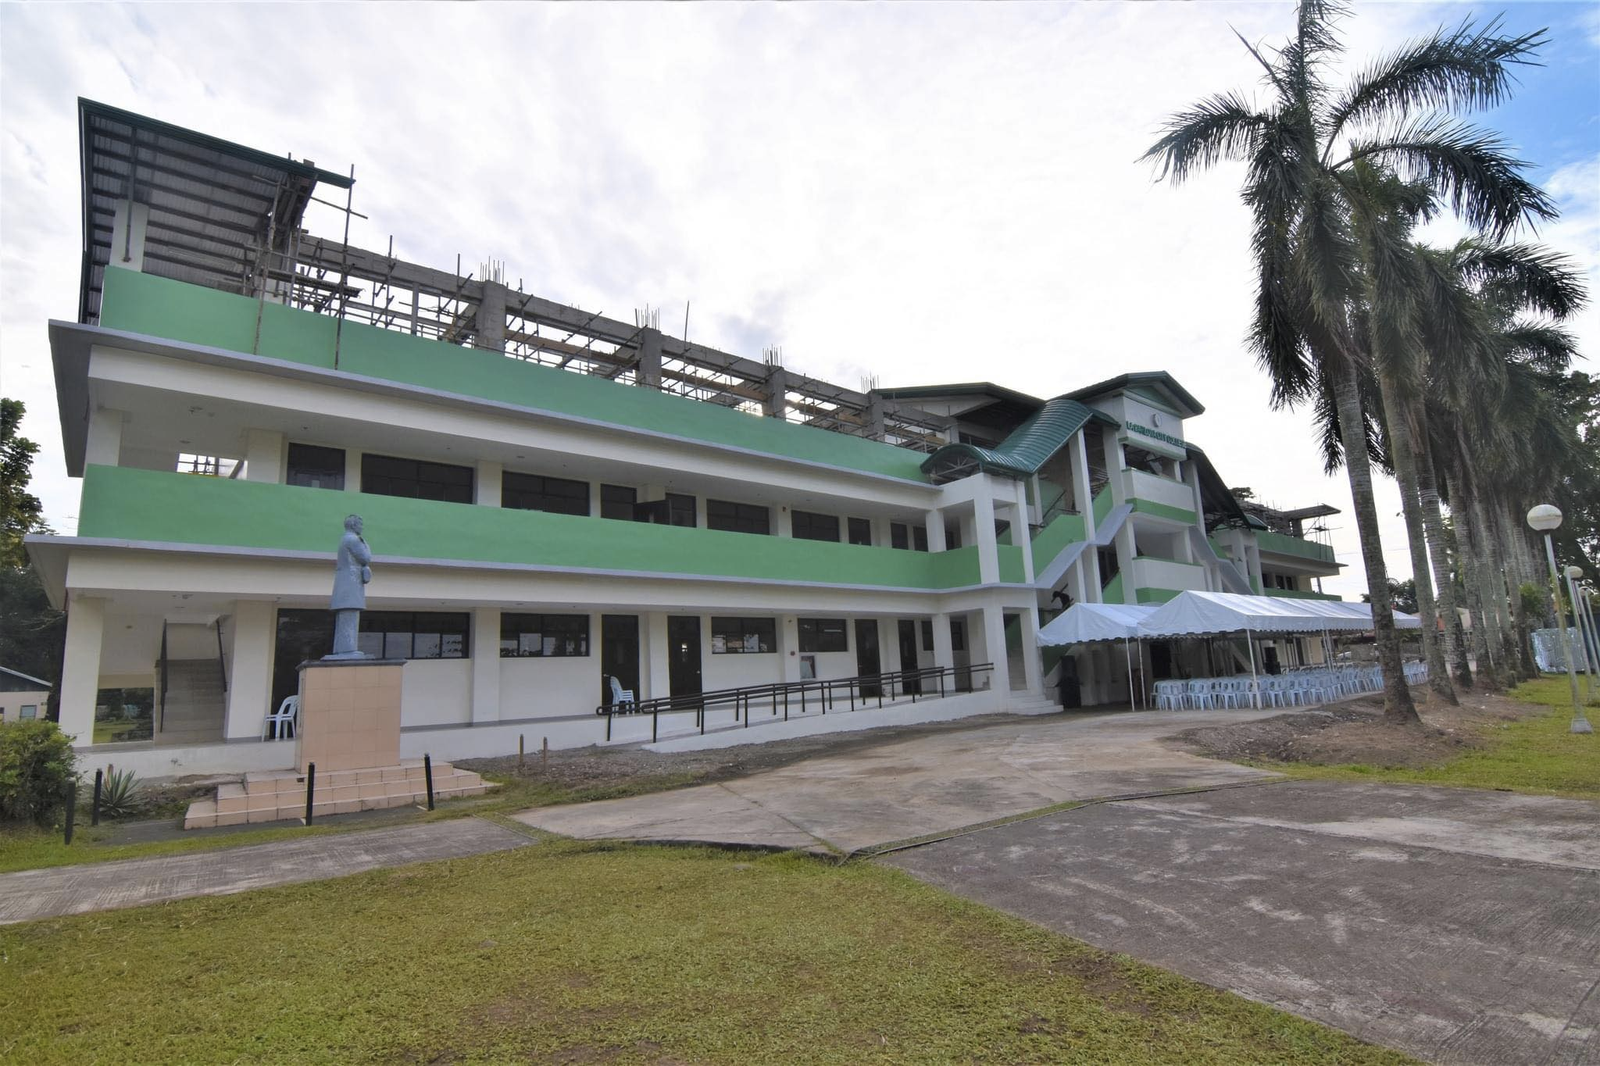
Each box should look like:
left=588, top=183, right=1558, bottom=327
left=28, top=102, right=1340, bottom=775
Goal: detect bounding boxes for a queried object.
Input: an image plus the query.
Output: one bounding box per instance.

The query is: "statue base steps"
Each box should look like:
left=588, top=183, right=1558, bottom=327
left=182, top=759, right=491, bottom=829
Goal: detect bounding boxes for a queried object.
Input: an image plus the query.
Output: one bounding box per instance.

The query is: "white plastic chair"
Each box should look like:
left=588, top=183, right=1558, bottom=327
left=608, top=675, right=635, bottom=709
left=263, top=695, right=298, bottom=740
left=1186, top=680, right=1213, bottom=710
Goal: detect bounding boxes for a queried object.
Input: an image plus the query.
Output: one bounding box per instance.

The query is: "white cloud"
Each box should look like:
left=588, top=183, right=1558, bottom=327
left=0, top=1, right=1593, bottom=600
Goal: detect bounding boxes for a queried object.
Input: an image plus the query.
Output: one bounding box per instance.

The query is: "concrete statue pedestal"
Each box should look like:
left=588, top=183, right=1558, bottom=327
left=295, top=658, right=405, bottom=773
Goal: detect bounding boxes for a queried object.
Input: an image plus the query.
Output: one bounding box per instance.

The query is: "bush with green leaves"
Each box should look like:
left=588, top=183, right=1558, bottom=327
left=0, top=719, right=77, bottom=826
left=96, top=766, right=144, bottom=819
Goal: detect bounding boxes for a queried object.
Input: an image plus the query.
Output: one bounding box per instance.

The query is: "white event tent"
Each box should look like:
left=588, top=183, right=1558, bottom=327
left=1035, top=603, right=1157, bottom=710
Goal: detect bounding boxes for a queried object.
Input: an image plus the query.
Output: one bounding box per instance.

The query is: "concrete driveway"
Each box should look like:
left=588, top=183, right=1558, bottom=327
left=885, top=780, right=1600, bottom=1066
left=515, top=708, right=1281, bottom=853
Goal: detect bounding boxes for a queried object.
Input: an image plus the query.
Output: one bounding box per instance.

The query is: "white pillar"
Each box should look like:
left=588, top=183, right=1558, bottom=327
left=1013, top=479, right=1034, bottom=583
left=476, top=461, right=502, bottom=507
left=980, top=603, right=1008, bottom=690
left=470, top=607, right=501, bottom=723
left=1070, top=429, right=1096, bottom=534
left=778, top=614, right=802, bottom=682
left=775, top=506, right=793, bottom=538
left=224, top=600, right=274, bottom=740
left=344, top=449, right=363, bottom=494
left=932, top=611, right=955, bottom=671
left=1021, top=609, right=1043, bottom=693
left=85, top=408, right=124, bottom=468
left=1117, top=522, right=1138, bottom=604
left=57, top=595, right=106, bottom=745
left=925, top=509, right=947, bottom=552
left=243, top=429, right=285, bottom=484
left=644, top=612, right=670, bottom=701
left=974, top=490, right=999, bottom=583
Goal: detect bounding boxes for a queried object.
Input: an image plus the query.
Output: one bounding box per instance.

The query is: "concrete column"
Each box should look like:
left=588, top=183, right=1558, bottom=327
left=644, top=612, right=670, bottom=702
left=1117, top=522, right=1138, bottom=604
left=243, top=429, right=285, bottom=484
left=1069, top=429, right=1095, bottom=532
left=932, top=611, right=955, bottom=671
left=344, top=449, right=363, bottom=493
left=1013, top=479, right=1034, bottom=583
left=1021, top=609, right=1044, bottom=693
left=470, top=608, right=501, bottom=724
left=866, top=394, right=887, bottom=441
left=476, top=280, right=507, bottom=352
left=764, top=366, right=790, bottom=419
left=109, top=200, right=149, bottom=271
left=774, top=506, right=792, bottom=538
left=980, top=603, right=1008, bottom=690
left=636, top=328, right=663, bottom=388
left=1103, top=425, right=1127, bottom=507
left=85, top=408, right=124, bottom=468
left=589, top=482, right=604, bottom=518
left=224, top=600, right=275, bottom=740
left=925, top=509, right=946, bottom=552
left=476, top=460, right=502, bottom=507
left=974, top=490, right=999, bottom=584
left=57, top=595, right=106, bottom=745
left=779, top=614, right=802, bottom=682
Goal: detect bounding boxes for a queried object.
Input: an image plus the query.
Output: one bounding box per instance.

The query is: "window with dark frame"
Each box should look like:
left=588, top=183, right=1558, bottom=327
left=500, top=613, right=590, bottom=657
left=914, top=526, right=928, bottom=552
left=361, top=454, right=473, bottom=504
left=666, top=493, right=697, bottom=528
left=706, top=499, right=771, bottom=536
left=891, top=522, right=909, bottom=550
left=710, top=617, right=777, bottom=653
left=353, top=611, right=470, bottom=660
left=600, top=484, right=637, bottom=521
left=950, top=620, right=966, bottom=652
left=791, top=510, right=840, bottom=542
left=921, top=620, right=934, bottom=651
left=502, top=472, right=590, bottom=516
left=286, top=443, right=346, bottom=490
left=798, top=618, right=848, bottom=653
left=847, top=517, right=872, bottom=546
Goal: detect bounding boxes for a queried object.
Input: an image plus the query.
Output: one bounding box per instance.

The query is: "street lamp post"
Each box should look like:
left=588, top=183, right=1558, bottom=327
left=1526, top=504, right=1590, bottom=734
left=1565, top=565, right=1595, bottom=702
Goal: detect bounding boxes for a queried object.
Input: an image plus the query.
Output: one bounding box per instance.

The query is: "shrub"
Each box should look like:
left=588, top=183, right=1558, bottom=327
left=97, top=766, right=144, bottom=819
left=0, top=719, right=77, bottom=826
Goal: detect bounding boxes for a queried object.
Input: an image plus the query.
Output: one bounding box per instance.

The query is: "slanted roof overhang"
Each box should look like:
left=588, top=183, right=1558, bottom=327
left=1185, top=445, right=1252, bottom=532
left=77, top=98, right=351, bottom=327
left=1064, top=371, right=1205, bottom=418
left=920, top=396, right=1119, bottom=483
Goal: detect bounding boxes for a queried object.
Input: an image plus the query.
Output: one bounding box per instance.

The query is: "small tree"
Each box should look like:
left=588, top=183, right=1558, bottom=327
left=0, top=720, right=77, bottom=826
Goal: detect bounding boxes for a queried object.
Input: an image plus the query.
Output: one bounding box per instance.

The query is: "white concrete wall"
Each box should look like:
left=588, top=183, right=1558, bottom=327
left=1126, top=469, right=1195, bottom=512
left=498, top=655, right=599, bottom=719
left=1130, top=557, right=1209, bottom=593
left=0, top=691, right=50, bottom=723
left=703, top=648, right=784, bottom=692
left=400, top=658, right=472, bottom=726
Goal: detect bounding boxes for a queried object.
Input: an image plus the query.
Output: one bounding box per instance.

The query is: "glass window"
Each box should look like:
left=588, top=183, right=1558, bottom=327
left=847, top=517, right=872, bottom=546
left=354, top=611, right=470, bottom=660
left=19, top=704, right=37, bottom=720
left=600, top=484, right=637, bottom=521
left=950, top=619, right=966, bottom=652
left=710, top=617, right=777, bottom=654
left=921, top=620, right=934, bottom=652
left=667, top=493, right=697, bottom=528
left=707, top=499, right=771, bottom=536
left=361, top=454, right=473, bottom=504
left=914, top=526, right=928, bottom=552
left=500, top=613, right=590, bottom=657
left=286, top=443, right=345, bottom=490
left=945, top=522, right=963, bottom=549
left=798, top=618, right=848, bottom=653
left=792, top=510, right=840, bottom=542
left=890, top=522, right=928, bottom=551
left=503, top=471, right=590, bottom=516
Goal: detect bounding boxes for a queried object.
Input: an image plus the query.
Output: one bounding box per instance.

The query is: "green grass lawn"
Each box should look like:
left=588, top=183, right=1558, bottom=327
left=0, top=769, right=707, bottom=875
left=0, top=841, right=1411, bottom=1065
left=1269, top=678, right=1600, bottom=799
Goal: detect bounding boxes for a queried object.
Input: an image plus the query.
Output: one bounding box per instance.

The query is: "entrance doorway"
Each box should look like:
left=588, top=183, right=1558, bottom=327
left=897, top=620, right=922, bottom=695
left=601, top=615, right=640, bottom=706
left=668, top=616, right=702, bottom=703
left=855, top=619, right=882, bottom=696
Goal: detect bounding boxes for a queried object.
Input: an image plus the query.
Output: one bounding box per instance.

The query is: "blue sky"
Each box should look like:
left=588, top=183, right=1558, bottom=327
left=1, top=1, right=1596, bottom=598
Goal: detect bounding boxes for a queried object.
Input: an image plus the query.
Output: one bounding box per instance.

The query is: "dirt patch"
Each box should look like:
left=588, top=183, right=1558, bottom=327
left=458, top=712, right=1050, bottom=796
left=1168, top=687, right=1540, bottom=769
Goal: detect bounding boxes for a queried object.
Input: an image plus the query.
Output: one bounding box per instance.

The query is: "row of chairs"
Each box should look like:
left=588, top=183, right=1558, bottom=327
left=1152, top=661, right=1426, bottom=711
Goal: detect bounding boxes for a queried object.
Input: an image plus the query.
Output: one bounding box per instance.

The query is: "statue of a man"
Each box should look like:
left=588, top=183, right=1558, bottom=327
left=327, top=514, right=372, bottom=658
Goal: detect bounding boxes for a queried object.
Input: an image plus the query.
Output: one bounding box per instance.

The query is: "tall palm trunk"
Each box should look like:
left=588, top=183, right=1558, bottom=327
left=1379, top=388, right=1454, bottom=702
left=1330, top=359, right=1420, bottom=722
left=1469, top=489, right=1517, bottom=681
left=1414, top=410, right=1469, bottom=688
left=1494, top=504, right=1538, bottom=679
left=1454, top=478, right=1501, bottom=690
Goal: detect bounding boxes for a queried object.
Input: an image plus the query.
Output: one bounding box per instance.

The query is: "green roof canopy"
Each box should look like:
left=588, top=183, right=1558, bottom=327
left=920, top=396, right=1118, bottom=483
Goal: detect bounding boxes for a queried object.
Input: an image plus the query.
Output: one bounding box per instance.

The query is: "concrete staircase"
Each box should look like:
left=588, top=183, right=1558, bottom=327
left=158, top=659, right=225, bottom=745
left=1006, top=691, right=1060, bottom=714
left=183, top=760, right=493, bottom=829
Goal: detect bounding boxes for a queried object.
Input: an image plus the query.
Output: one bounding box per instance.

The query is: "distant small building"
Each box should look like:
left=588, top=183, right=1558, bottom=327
left=0, top=666, right=52, bottom=725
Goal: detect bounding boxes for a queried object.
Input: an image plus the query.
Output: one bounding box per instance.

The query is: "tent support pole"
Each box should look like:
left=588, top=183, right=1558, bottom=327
left=1124, top=637, right=1135, bottom=712
left=1246, top=626, right=1260, bottom=709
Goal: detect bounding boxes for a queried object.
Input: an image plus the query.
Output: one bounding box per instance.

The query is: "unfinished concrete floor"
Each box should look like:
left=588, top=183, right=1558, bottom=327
left=885, top=780, right=1600, bottom=1066
left=515, top=708, right=1282, bottom=853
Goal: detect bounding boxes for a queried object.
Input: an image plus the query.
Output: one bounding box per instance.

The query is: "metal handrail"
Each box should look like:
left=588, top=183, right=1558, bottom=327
left=596, top=662, right=996, bottom=742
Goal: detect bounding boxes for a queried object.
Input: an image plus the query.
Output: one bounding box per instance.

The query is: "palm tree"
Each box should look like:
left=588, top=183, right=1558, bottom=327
left=1143, top=0, right=1554, bottom=722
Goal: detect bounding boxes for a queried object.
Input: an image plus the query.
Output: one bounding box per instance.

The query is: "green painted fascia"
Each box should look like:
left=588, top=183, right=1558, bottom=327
left=98, top=268, right=931, bottom=483
left=1092, top=486, right=1114, bottom=525
left=1135, top=587, right=1183, bottom=604
left=998, top=545, right=1026, bottom=585
left=1103, top=572, right=1124, bottom=604
left=1030, top=512, right=1086, bottom=572
left=77, top=466, right=980, bottom=590
left=1264, top=587, right=1342, bottom=601
left=1254, top=529, right=1337, bottom=565
left=1129, top=498, right=1198, bottom=524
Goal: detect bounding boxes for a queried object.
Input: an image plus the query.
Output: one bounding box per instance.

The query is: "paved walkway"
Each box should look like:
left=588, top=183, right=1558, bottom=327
left=515, top=708, right=1283, bottom=854
left=885, top=780, right=1600, bottom=1066
left=0, top=818, right=532, bottom=925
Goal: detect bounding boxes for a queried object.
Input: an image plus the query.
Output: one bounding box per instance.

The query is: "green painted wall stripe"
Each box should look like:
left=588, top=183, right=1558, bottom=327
left=1129, top=498, right=1198, bottom=524
left=98, top=268, right=932, bottom=483
left=77, top=466, right=1006, bottom=590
